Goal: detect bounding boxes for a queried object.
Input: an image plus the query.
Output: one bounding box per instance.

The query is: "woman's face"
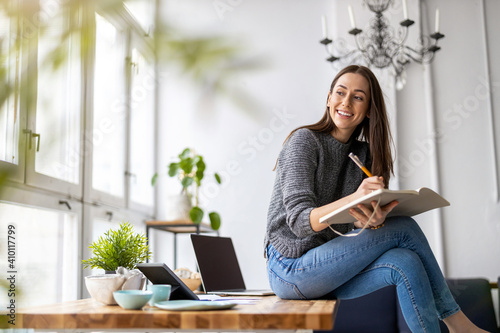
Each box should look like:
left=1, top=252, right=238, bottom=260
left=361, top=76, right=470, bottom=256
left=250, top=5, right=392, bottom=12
left=327, top=72, right=370, bottom=143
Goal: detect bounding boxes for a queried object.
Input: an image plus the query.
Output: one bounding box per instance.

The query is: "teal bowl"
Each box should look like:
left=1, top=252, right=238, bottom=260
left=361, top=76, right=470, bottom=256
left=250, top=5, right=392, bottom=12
left=113, top=290, right=153, bottom=310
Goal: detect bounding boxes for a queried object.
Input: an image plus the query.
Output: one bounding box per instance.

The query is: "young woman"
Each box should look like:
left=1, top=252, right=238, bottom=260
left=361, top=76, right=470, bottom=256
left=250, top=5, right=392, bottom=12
left=264, top=65, right=487, bottom=333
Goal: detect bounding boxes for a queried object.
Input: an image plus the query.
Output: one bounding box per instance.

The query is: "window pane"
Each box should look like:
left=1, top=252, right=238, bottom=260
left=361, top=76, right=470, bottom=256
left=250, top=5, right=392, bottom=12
left=124, top=0, right=154, bottom=34
left=0, top=202, right=78, bottom=307
left=0, top=10, right=20, bottom=165
left=92, top=14, right=126, bottom=197
left=35, top=1, right=81, bottom=183
left=129, top=48, right=154, bottom=206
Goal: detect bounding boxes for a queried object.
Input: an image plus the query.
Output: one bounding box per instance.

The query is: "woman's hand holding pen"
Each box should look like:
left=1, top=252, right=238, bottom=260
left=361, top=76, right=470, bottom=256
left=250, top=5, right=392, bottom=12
left=354, top=176, right=385, bottom=197
left=350, top=176, right=399, bottom=229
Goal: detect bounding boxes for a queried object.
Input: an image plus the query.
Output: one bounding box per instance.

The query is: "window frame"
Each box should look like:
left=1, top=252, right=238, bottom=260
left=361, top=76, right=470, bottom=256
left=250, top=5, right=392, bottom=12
left=0, top=0, right=157, bottom=303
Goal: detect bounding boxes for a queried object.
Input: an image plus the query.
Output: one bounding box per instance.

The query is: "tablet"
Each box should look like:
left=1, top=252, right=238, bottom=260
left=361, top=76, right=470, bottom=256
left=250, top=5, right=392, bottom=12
left=136, top=263, right=199, bottom=300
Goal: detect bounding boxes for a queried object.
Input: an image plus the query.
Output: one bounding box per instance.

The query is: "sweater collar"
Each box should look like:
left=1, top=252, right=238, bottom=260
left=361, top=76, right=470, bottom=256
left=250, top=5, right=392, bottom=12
left=324, top=132, right=355, bottom=151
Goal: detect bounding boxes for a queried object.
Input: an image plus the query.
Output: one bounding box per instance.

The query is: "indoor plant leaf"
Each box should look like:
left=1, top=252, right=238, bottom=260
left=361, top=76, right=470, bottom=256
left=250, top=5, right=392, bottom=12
left=151, top=173, right=159, bottom=186
left=179, top=157, right=194, bottom=174
left=181, top=176, right=194, bottom=188
left=179, top=148, right=191, bottom=160
left=208, top=212, right=221, bottom=231
left=195, top=158, right=205, bottom=182
left=189, top=206, right=204, bottom=224
left=168, top=162, right=180, bottom=177
left=214, top=173, right=221, bottom=184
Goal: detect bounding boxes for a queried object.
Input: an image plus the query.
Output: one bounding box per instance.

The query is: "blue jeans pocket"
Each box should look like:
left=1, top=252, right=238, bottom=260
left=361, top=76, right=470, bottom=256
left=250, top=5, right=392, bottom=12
left=266, top=245, right=307, bottom=300
left=267, top=265, right=307, bottom=300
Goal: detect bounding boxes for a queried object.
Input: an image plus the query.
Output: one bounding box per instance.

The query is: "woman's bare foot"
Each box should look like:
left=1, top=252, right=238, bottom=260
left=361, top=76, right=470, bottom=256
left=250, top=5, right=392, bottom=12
left=443, top=310, right=490, bottom=333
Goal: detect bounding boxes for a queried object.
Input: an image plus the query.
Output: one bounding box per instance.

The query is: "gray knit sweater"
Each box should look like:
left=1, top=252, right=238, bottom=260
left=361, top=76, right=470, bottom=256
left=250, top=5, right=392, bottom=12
left=264, top=128, right=371, bottom=258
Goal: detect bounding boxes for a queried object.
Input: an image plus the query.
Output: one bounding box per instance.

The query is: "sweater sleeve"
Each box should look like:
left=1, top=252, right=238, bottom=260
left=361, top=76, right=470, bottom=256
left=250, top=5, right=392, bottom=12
left=277, top=129, right=319, bottom=238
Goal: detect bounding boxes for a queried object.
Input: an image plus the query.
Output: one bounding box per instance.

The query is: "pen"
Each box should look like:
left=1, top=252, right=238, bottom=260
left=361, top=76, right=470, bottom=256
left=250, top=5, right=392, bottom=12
left=348, top=152, right=373, bottom=177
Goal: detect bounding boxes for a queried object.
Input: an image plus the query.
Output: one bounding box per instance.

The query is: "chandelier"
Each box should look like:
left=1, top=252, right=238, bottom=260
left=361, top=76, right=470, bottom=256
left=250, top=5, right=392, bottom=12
left=320, top=0, right=444, bottom=89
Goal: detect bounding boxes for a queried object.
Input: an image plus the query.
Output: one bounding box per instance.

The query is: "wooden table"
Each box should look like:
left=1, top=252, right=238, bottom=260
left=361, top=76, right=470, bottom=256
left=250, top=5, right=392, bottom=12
left=14, top=296, right=338, bottom=332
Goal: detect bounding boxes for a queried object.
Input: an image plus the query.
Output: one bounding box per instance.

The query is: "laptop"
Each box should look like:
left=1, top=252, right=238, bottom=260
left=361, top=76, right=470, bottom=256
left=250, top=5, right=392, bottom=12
left=190, top=234, right=274, bottom=296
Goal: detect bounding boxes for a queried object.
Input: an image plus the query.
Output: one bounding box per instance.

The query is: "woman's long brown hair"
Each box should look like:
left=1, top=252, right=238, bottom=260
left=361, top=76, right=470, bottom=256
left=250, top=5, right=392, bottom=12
left=279, top=65, right=394, bottom=187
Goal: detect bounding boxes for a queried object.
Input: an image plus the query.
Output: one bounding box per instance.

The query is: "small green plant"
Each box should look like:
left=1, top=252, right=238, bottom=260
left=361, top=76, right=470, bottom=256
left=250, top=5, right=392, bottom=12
left=152, top=147, right=222, bottom=230
left=82, top=222, right=152, bottom=272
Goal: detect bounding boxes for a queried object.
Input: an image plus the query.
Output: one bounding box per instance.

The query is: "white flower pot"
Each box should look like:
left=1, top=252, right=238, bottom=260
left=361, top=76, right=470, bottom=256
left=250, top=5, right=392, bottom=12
left=165, top=194, right=192, bottom=221
left=85, top=270, right=146, bottom=305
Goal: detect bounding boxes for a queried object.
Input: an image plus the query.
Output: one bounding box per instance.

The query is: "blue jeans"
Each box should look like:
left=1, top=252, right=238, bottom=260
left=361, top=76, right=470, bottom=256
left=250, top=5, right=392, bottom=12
left=266, top=216, right=459, bottom=333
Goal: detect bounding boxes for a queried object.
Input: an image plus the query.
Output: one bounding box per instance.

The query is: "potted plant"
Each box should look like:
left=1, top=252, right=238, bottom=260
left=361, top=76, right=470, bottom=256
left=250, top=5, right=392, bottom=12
left=82, top=222, right=152, bottom=304
left=152, top=148, right=222, bottom=230
left=82, top=221, right=152, bottom=272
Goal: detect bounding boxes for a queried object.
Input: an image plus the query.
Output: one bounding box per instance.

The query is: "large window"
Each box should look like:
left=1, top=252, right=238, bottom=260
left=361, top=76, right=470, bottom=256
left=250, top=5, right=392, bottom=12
left=0, top=1, right=156, bottom=307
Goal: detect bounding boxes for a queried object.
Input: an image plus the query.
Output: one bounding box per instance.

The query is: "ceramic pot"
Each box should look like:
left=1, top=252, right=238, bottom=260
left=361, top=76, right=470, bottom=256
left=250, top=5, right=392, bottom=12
left=165, top=194, right=192, bottom=221
left=85, top=270, right=146, bottom=305
left=85, top=274, right=126, bottom=305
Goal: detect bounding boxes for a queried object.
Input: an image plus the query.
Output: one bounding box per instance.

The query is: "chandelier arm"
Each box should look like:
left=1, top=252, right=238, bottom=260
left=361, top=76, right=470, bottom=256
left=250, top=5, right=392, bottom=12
left=390, top=59, right=404, bottom=78
left=353, top=33, right=368, bottom=54
left=401, top=45, right=425, bottom=57
left=324, top=39, right=364, bottom=63
left=402, top=34, right=439, bottom=54
left=396, top=26, right=411, bottom=47
left=343, top=49, right=364, bottom=58
left=402, top=49, right=437, bottom=65
left=405, top=47, right=436, bottom=64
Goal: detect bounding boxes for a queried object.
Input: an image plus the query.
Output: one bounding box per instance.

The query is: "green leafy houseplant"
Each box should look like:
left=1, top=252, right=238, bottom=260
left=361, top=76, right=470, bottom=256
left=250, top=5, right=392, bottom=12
left=152, top=148, right=222, bottom=230
left=82, top=222, right=152, bottom=272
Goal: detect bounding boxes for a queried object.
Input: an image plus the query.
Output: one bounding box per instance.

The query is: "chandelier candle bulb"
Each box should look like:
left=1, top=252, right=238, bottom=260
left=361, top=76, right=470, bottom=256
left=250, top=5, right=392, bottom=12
left=322, top=15, right=328, bottom=38
left=402, top=0, right=408, bottom=19
left=348, top=5, right=356, bottom=28
left=435, top=8, right=440, bottom=32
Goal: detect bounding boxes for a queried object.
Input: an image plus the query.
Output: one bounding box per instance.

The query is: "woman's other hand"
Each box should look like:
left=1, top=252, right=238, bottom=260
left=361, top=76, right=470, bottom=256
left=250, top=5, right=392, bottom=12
left=351, top=200, right=399, bottom=229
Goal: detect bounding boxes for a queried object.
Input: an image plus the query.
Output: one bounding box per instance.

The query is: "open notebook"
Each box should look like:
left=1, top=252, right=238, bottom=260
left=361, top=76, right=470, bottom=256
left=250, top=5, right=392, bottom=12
left=320, top=187, right=450, bottom=225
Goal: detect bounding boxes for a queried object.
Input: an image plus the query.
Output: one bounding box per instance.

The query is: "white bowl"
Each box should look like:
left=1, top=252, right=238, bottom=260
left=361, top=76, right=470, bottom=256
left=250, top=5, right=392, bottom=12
left=85, top=274, right=126, bottom=305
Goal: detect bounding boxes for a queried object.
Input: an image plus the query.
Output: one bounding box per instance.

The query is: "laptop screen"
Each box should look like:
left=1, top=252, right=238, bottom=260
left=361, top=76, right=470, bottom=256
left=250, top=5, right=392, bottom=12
left=190, top=234, right=246, bottom=292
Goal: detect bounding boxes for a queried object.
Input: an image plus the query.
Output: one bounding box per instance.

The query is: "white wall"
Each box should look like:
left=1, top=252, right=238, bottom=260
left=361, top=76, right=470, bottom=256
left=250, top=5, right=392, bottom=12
left=396, top=0, right=500, bottom=280
left=152, top=0, right=500, bottom=290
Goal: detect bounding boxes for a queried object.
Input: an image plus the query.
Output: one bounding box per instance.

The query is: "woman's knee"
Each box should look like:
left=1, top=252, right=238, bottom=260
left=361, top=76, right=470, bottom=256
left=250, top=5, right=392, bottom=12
left=387, top=216, right=426, bottom=240
left=387, top=215, right=417, bottom=228
left=378, top=248, right=426, bottom=283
